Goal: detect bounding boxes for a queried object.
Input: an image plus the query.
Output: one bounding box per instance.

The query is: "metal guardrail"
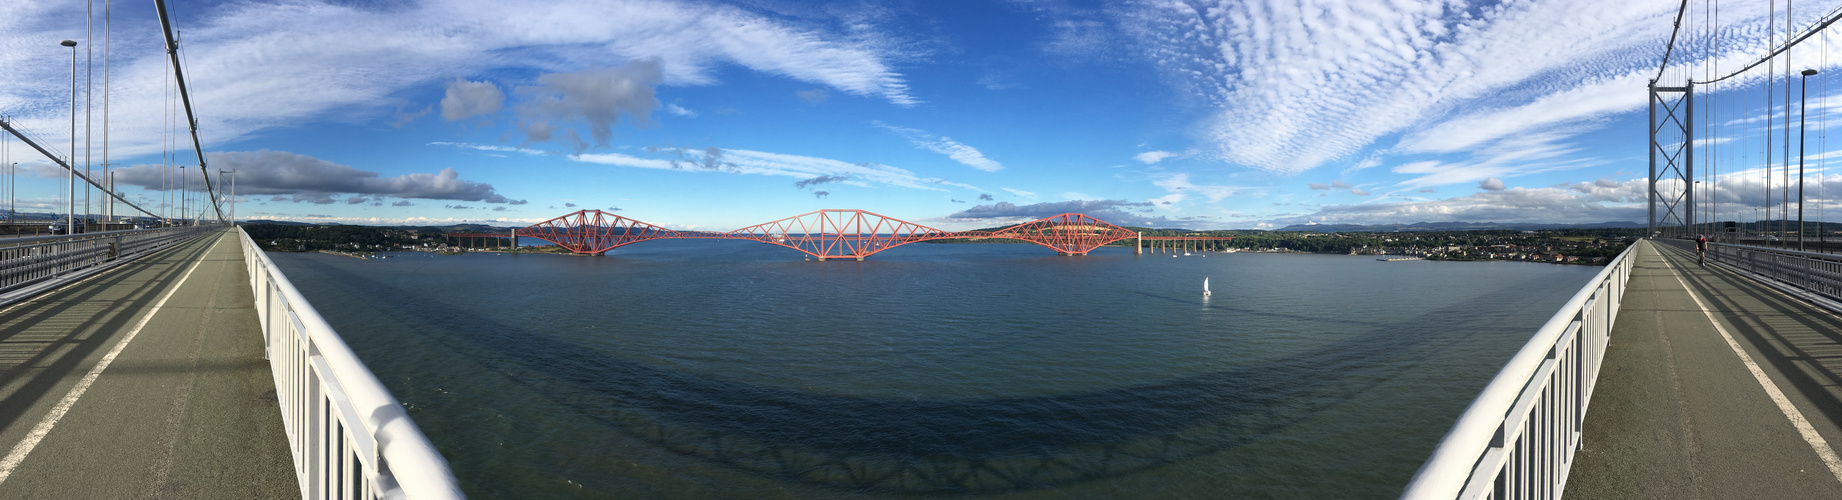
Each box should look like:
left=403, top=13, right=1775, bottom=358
left=1698, top=242, right=1842, bottom=306
left=1402, top=242, right=1638, bottom=499
left=0, top=225, right=217, bottom=295
left=237, top=227, right=464, bottom=499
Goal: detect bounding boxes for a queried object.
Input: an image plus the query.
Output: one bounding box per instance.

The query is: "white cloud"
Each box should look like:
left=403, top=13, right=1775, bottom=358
left=571, top=145, right=977, bottom=193
left=1307, top=180, right=1353, bottom=191
left=1002, top=188, right=1038, bottom=199
left=1478, top=177, right=1506, bottom=191
left=0, top=0, right=917, bottom=159
left=1135, top=150, right=1180, bottom=164
left=1154, top=173, right=1239, bottom=202
left=1149, top=193, right=1185, bottom=208
left=570, top=151, right=678, bottom=170
left=431, top=142, right=549, bottom=156
left=1270, top=182, right=1650, bottom=226
left=665, top=103, right=697, bottom=117
left=1125, top=0, right=1764, bottom=176
left=874, top=121, right=1003, bottom=172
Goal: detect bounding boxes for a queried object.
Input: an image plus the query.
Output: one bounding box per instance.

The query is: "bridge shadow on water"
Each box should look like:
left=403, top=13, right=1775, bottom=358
left=288, top=256, right=1537, bottom=495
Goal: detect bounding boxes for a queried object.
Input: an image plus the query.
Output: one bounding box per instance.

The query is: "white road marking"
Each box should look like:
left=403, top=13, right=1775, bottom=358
left=1658, top=244, right=1842, bottom=483
left=0, top=237, right=218, bottom=485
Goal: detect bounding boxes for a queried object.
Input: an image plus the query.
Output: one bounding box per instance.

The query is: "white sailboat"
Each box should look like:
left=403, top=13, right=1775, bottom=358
left=1203, top=277, right=1211, bottom=296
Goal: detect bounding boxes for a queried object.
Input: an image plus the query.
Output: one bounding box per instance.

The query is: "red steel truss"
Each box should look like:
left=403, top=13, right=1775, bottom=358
left=516, top=210, right=709, bottom=254
left=987, top=213, right=1140, bottom=256
left=724, top=209, right=979, bottom=260
left=510, top=209, right=1228, bottom=259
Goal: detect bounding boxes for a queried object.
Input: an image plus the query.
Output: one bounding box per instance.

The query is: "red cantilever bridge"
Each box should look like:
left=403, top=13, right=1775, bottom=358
left=449, top=209, right=1232, bottom=261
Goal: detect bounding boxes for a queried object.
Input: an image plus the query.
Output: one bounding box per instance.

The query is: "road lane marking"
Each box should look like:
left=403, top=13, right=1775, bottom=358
left=1658, top=245, right=1842, bottom=484
left=0, top=237, right=217, bottom=485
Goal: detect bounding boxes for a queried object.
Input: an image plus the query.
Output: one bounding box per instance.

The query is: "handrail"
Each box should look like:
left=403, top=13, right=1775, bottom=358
left=236, top=227, right=463, bottom=499
left=0, top=226, right=194, bottom=247
left=1402, top=242, right=1639, bottom=498
left=0, top=224, right=218, bottom=299
left=1692, top=241, right=1842, bottom=307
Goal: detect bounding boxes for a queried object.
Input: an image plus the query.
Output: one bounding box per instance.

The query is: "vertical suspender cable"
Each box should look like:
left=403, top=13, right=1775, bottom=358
left=153, top=0, right=224, bottom=222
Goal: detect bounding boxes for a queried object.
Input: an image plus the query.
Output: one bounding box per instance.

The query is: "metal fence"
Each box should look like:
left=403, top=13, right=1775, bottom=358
left=1697, top=242, right=1842, bottom=305
left=1401, top=242, right=1638, bottom=499
left=0, top=225, right=217, bottom=295
left=237, top=227, right=464, bottom=499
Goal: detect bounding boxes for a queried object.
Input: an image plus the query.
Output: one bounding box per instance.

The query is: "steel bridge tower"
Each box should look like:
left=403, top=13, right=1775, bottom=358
left=1649, top=81, right=1693, bottom=238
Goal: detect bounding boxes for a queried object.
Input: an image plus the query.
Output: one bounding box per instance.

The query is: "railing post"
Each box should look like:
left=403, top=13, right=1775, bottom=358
left=233, top=226, right=463, bottom=499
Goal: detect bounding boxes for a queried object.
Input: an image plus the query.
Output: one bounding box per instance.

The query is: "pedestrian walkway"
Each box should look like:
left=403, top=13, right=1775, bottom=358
left=1568, top=240, right=1842, bottom=498
left=0, top=230, right=294, bottom=498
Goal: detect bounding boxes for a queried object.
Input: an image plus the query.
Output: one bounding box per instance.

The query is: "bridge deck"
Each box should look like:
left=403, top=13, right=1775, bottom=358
left=0, top=231, right=294, bottom=498
left=1569, top=240, right=1842, bottom=497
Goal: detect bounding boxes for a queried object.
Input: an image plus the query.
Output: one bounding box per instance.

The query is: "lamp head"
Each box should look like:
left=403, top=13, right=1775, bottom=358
left=59, top=40, right=76, bottom=47
left=1804, top=69, right=1820, bottom=76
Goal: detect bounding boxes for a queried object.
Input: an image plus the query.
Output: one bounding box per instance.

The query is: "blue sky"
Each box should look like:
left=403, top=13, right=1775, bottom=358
left=3, top=0, right=1841, bottom=230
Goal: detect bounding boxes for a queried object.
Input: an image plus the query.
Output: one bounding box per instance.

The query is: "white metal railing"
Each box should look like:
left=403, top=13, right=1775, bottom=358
left=1401, top=242, right=1638, bottom=499
left=237, top=227, right=464, bottom=499
left=0, top=225, right=216, bottom=294
left=1699, top=242, right=1842, bottom=305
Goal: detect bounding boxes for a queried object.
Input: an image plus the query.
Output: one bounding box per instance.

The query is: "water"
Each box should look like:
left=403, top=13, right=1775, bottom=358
left=271, top=240, right=1601, bottom=498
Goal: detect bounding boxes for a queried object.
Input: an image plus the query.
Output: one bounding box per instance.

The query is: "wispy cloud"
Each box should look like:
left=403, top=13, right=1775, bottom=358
left=949, top=199, right=1151, bottom=219
left=1270, top=178, right=1652, bottom=226
left=1125, top=0, right=1760, bottom=178
left=1135, top=150, right=1183, bottom=164
left=1154, top=173, right=1240, bottom=202
left=0, top=0, right=918, bottom=158
left=568, top=145, right=979, bottom=193
left=873, top=121, right=1003, bottom=172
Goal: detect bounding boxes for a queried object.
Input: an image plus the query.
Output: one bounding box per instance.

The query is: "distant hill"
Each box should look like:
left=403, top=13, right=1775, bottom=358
left=1274, top=221, right=1645, bottom=232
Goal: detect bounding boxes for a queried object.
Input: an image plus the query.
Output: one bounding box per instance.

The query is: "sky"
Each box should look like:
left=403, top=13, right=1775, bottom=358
left=3, top=0, right=1842, bottom=231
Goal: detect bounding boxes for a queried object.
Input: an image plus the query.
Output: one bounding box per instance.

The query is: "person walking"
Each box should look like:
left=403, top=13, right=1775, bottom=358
left=1696, top=234, right=1708, bottom=267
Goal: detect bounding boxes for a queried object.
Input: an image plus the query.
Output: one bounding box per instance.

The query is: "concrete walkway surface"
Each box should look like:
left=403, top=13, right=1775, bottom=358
left=0, top=231, right=294, bottom=498
left=1569, top=240, right=1842, bottom=498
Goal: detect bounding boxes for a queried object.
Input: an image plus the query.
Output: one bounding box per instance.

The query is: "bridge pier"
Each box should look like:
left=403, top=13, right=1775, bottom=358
left=1136, top=232, right=1142, bottom=254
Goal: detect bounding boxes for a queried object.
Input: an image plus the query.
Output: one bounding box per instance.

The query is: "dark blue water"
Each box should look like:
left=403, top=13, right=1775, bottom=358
left=271, top=240, right=1600, bottom=498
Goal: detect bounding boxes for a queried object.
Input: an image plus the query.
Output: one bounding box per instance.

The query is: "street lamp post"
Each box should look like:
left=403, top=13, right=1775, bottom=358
left=61, top=39, right=77, bottom=235
left=1801, top=68, right=1819, bottom=252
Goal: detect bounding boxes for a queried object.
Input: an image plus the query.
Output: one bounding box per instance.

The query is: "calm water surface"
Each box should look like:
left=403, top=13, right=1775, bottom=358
left=272, top=240, right=1600, bottom=498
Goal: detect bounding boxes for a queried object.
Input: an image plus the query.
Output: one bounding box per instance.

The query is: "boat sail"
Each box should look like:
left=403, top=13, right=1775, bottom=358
left=1204, top=277, right=1211, bottom=296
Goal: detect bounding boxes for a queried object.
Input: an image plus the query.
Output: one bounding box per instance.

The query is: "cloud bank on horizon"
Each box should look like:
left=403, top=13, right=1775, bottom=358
left=0, top=0, right=1835, bottom=229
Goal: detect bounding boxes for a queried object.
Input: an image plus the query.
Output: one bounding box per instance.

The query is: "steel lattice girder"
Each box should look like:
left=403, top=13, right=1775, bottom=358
left=990, top=213, right=1138, bottom=255
left=515, top=209, right=1153, bottom=258
left=726, top=209, right=974, bottom=259
left=519, top=209, right=686, bottom=254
